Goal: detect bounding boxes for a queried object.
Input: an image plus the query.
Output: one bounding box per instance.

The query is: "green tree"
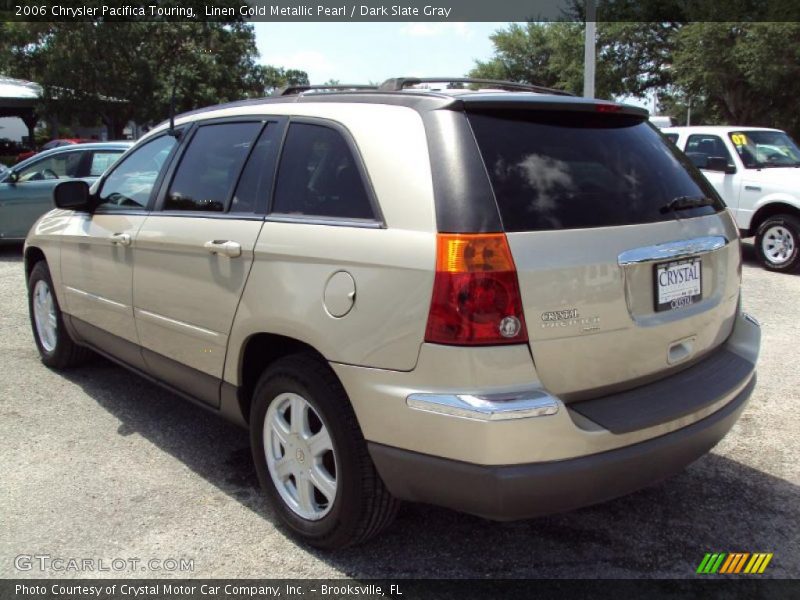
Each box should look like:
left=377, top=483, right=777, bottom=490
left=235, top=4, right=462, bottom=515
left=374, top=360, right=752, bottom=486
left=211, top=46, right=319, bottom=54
left=471, top=20, right=800, bottom=139
left=672, top=23, right=800, bottom=135
left=0, top=19, right=308, bottom=137
left=469, top=23, right=589, bottom=95
left=468, top=22, right=659, bottom=99
left=656, top=91, right=722, bottom=127
left=262, top=66, right=310, bottom=94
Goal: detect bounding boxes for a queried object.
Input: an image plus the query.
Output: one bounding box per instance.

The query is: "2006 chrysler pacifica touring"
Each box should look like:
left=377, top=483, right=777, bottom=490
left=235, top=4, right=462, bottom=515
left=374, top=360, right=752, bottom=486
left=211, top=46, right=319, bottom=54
left=24, top=78, right=761, bottom=548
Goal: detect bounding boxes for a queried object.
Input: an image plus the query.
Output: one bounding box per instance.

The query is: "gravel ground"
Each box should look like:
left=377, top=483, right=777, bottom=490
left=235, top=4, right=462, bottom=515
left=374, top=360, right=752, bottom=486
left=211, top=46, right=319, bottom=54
left=0, top=240, right=798, bottom=579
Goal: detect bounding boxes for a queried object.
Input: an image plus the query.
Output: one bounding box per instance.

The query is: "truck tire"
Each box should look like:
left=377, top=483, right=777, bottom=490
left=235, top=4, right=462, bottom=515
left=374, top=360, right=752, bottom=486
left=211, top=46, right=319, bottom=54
left=755, top=214, right=800, bottom=272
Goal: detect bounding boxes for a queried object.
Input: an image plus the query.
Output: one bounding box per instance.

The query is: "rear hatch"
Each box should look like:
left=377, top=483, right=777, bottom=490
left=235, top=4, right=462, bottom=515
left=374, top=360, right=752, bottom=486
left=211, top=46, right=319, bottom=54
left=466, top=104, right=741, bottom=400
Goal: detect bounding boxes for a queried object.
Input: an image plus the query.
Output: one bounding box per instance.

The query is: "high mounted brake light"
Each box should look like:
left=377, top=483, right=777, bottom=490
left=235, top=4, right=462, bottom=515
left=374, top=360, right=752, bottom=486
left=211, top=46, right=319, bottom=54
left=595, top=103, right=623, bottom=113
left=425, top=234, right=528, bottom=346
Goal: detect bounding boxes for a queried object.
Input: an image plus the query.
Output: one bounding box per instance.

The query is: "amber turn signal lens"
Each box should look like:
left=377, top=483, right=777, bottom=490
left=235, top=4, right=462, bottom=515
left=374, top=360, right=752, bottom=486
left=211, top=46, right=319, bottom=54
left=435, top=233, right=516, bottom=273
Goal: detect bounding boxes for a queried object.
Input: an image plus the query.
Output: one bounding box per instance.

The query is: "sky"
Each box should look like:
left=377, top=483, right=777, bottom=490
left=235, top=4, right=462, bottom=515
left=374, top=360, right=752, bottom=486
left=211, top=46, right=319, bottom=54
left=251, top=22, right=650, bottom=110
left=252, top=22, right=510, bottom=84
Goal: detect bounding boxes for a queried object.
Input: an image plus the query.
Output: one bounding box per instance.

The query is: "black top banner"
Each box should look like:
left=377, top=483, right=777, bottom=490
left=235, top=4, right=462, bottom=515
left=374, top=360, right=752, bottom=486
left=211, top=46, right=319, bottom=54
left=2, top=0, right=800, bottom=22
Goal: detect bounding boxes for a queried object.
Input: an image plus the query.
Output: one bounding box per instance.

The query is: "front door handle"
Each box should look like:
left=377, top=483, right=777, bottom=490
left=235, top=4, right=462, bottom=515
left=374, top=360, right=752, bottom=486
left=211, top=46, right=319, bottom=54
left=204, top=240, right=242, bottom=258
left=109, top=233, right=131, bottom=246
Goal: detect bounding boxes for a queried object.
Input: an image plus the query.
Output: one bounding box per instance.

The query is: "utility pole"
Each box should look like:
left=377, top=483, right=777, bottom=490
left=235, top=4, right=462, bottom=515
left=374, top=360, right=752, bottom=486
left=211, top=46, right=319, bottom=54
left=583, top=0, right=596, bottom=98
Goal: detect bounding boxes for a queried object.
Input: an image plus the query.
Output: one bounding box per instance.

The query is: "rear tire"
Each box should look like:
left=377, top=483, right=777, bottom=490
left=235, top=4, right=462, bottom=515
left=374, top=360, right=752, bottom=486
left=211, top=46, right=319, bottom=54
left=754, top=214, right=800, bottom=272
left=250, top=354, right=399, bottom=549
left=27, top=260, right=92, bottom=369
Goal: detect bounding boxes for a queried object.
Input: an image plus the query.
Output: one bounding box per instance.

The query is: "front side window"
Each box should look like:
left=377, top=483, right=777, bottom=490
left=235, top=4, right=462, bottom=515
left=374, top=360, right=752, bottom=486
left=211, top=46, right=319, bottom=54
left=728, top=130, right=800, bottom=168
left=16, top=152, right=86, bottom=182
left=164, top=122, right=262, bottom=212
left=97, top=135, right=177, bottom=210
left=684, top=134, right=735, bottom=170
left=272, top=123, right=374, bottom=220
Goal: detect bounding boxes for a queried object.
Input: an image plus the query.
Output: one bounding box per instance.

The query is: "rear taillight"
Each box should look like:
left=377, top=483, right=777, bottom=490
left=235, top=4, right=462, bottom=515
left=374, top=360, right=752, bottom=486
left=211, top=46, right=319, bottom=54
left=425, top=233, right=528, bottom=345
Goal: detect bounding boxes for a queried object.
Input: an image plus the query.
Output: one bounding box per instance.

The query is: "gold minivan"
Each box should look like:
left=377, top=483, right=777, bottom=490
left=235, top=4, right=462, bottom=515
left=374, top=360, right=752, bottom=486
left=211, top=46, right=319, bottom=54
left=25, top=78, right=760, bottom=548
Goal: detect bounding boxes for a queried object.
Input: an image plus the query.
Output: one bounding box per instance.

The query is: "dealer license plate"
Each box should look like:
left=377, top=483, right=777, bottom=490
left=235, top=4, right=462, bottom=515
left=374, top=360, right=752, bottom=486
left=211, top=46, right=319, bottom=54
left=654, top=259, right=702, bottom=312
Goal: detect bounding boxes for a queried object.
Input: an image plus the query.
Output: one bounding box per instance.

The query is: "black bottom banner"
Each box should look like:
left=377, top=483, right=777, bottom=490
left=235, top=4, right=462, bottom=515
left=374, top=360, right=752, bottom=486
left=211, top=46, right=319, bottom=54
left=2, top=579, right=799, bottom=600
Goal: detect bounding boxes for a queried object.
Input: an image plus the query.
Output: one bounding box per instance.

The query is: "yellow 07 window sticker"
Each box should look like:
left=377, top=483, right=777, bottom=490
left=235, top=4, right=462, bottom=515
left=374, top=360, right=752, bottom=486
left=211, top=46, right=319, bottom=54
left=731, top=133, right=749, bottom=146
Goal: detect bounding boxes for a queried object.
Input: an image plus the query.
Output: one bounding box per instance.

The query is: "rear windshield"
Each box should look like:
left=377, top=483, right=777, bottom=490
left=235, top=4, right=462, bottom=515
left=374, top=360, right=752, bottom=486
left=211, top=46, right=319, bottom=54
left=467, top=110, right=724, bottom=232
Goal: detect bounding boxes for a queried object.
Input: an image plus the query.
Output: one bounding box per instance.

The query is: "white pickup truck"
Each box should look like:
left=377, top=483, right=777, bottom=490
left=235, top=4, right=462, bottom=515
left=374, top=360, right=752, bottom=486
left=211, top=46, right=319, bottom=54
left=663, top=126, right=800, bottom=272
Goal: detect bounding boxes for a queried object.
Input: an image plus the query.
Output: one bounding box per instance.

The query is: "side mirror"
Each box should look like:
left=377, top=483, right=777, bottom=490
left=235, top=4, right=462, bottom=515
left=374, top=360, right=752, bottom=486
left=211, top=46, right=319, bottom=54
left=705, top=156, right=736, bottom=174
left=53, top=180, right=93, bottom=211
left=7, top=171, right=19, bottom=184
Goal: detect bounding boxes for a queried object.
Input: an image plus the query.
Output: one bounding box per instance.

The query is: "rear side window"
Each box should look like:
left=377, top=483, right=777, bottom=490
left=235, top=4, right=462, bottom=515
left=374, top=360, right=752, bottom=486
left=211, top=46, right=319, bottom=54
left=230, top=123, right=281, bottom=214
left=272, top=123, right=374, bottom=220
left=685, top=134, right=734, bottom=169
left=89, top=151, right=124, bottom=176
left=164, top=122, right=262, bottom=212
left=467, top=111, right=724, bottom=232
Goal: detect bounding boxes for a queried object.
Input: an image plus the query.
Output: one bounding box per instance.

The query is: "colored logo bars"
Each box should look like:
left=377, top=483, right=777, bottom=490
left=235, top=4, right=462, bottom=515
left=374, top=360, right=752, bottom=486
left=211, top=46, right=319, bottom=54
left=697, top=552, right=773, bottom=574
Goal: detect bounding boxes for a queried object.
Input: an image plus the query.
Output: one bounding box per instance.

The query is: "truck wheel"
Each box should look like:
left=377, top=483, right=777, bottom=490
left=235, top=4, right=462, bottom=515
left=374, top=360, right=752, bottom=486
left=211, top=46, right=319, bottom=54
left=755, top=215, right=800, bottom=272
left=27, top=260, right=92, bottom=368
left=250, top=354, right=399, bottom=549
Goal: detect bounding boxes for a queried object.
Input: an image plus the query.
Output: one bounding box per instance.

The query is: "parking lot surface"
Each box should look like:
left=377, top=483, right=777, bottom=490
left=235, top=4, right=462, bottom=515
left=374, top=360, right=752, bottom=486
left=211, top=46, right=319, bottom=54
left=1, top=241, right=798, bottom=579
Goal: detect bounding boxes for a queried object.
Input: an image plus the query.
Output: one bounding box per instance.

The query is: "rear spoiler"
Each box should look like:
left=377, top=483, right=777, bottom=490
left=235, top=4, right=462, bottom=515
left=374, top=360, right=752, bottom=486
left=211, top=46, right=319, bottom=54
left=457, top=95, right=649, bottom=118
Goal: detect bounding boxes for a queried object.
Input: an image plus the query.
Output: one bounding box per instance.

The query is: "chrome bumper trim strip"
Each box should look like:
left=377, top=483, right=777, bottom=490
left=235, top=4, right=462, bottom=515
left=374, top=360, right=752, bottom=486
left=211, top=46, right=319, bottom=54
left=406, top=391, right=559, bottom=421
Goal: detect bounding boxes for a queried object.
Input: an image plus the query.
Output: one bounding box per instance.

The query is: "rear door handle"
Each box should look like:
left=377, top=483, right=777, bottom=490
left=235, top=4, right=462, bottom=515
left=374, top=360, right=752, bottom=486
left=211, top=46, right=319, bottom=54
left=109, top=233, right=131, bottom=246
left=204, top=240, right=242, bottom=258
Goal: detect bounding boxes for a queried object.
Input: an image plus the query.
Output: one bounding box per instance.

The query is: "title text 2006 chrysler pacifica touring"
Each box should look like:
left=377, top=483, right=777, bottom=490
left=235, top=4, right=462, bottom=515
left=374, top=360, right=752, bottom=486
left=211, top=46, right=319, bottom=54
left=24, top=78, right=761, bottom=548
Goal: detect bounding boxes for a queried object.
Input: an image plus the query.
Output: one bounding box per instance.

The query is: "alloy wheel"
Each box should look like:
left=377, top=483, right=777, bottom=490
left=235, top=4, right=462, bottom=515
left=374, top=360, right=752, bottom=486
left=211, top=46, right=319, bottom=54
left=263, top=392, right=338, bottom=520
left=32, top=280, right=57, bottom=352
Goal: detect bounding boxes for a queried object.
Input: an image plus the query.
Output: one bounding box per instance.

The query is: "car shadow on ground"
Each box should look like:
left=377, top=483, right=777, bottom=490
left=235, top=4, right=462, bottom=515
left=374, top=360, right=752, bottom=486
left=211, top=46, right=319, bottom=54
left=0, top=243, right=24, bottom=263
left=742, top=239, right=757, bottom=265
left=62, top=359, right=799, bottom=578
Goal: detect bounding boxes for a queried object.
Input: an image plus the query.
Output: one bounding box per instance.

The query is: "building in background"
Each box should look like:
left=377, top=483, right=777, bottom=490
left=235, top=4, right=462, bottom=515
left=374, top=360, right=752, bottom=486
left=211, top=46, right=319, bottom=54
left=0, top=76, right=140, bottom=152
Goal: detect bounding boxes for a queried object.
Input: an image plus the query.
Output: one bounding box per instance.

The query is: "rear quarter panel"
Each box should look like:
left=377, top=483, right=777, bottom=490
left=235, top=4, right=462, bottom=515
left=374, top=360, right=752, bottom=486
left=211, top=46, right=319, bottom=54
left=224, top=104, right=437, bottom=383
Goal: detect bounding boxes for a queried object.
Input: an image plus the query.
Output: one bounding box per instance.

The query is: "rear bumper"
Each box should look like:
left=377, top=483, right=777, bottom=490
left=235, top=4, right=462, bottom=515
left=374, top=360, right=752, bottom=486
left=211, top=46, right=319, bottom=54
left=335, top=310, right=760, bottom=466
left=369, top=374, right=755, bottom=520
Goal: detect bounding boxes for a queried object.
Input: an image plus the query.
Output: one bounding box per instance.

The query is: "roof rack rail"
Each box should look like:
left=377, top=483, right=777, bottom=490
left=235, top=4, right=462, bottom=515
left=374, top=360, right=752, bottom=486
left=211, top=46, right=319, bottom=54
left=274, top=84, right=378, bottom=97
left=378, top=77, right=573, bottom=96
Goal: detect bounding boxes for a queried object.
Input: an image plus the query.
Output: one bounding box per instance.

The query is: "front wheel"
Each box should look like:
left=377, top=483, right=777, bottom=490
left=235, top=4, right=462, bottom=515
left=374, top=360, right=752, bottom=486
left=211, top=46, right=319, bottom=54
left=250, top=354, right=399, bottom=549
left=27, top=260, right=92, bottom=368
left=755, top=215, right=800, bottom=272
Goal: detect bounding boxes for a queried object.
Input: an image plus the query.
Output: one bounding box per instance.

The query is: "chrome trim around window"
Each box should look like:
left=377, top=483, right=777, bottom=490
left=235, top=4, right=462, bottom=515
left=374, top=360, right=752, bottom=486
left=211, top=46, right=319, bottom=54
left=406, top=390, right=560, bottom=421
left=264, top=214, right=384, bottom=229
left=617, top=235, right=728, bottom=266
